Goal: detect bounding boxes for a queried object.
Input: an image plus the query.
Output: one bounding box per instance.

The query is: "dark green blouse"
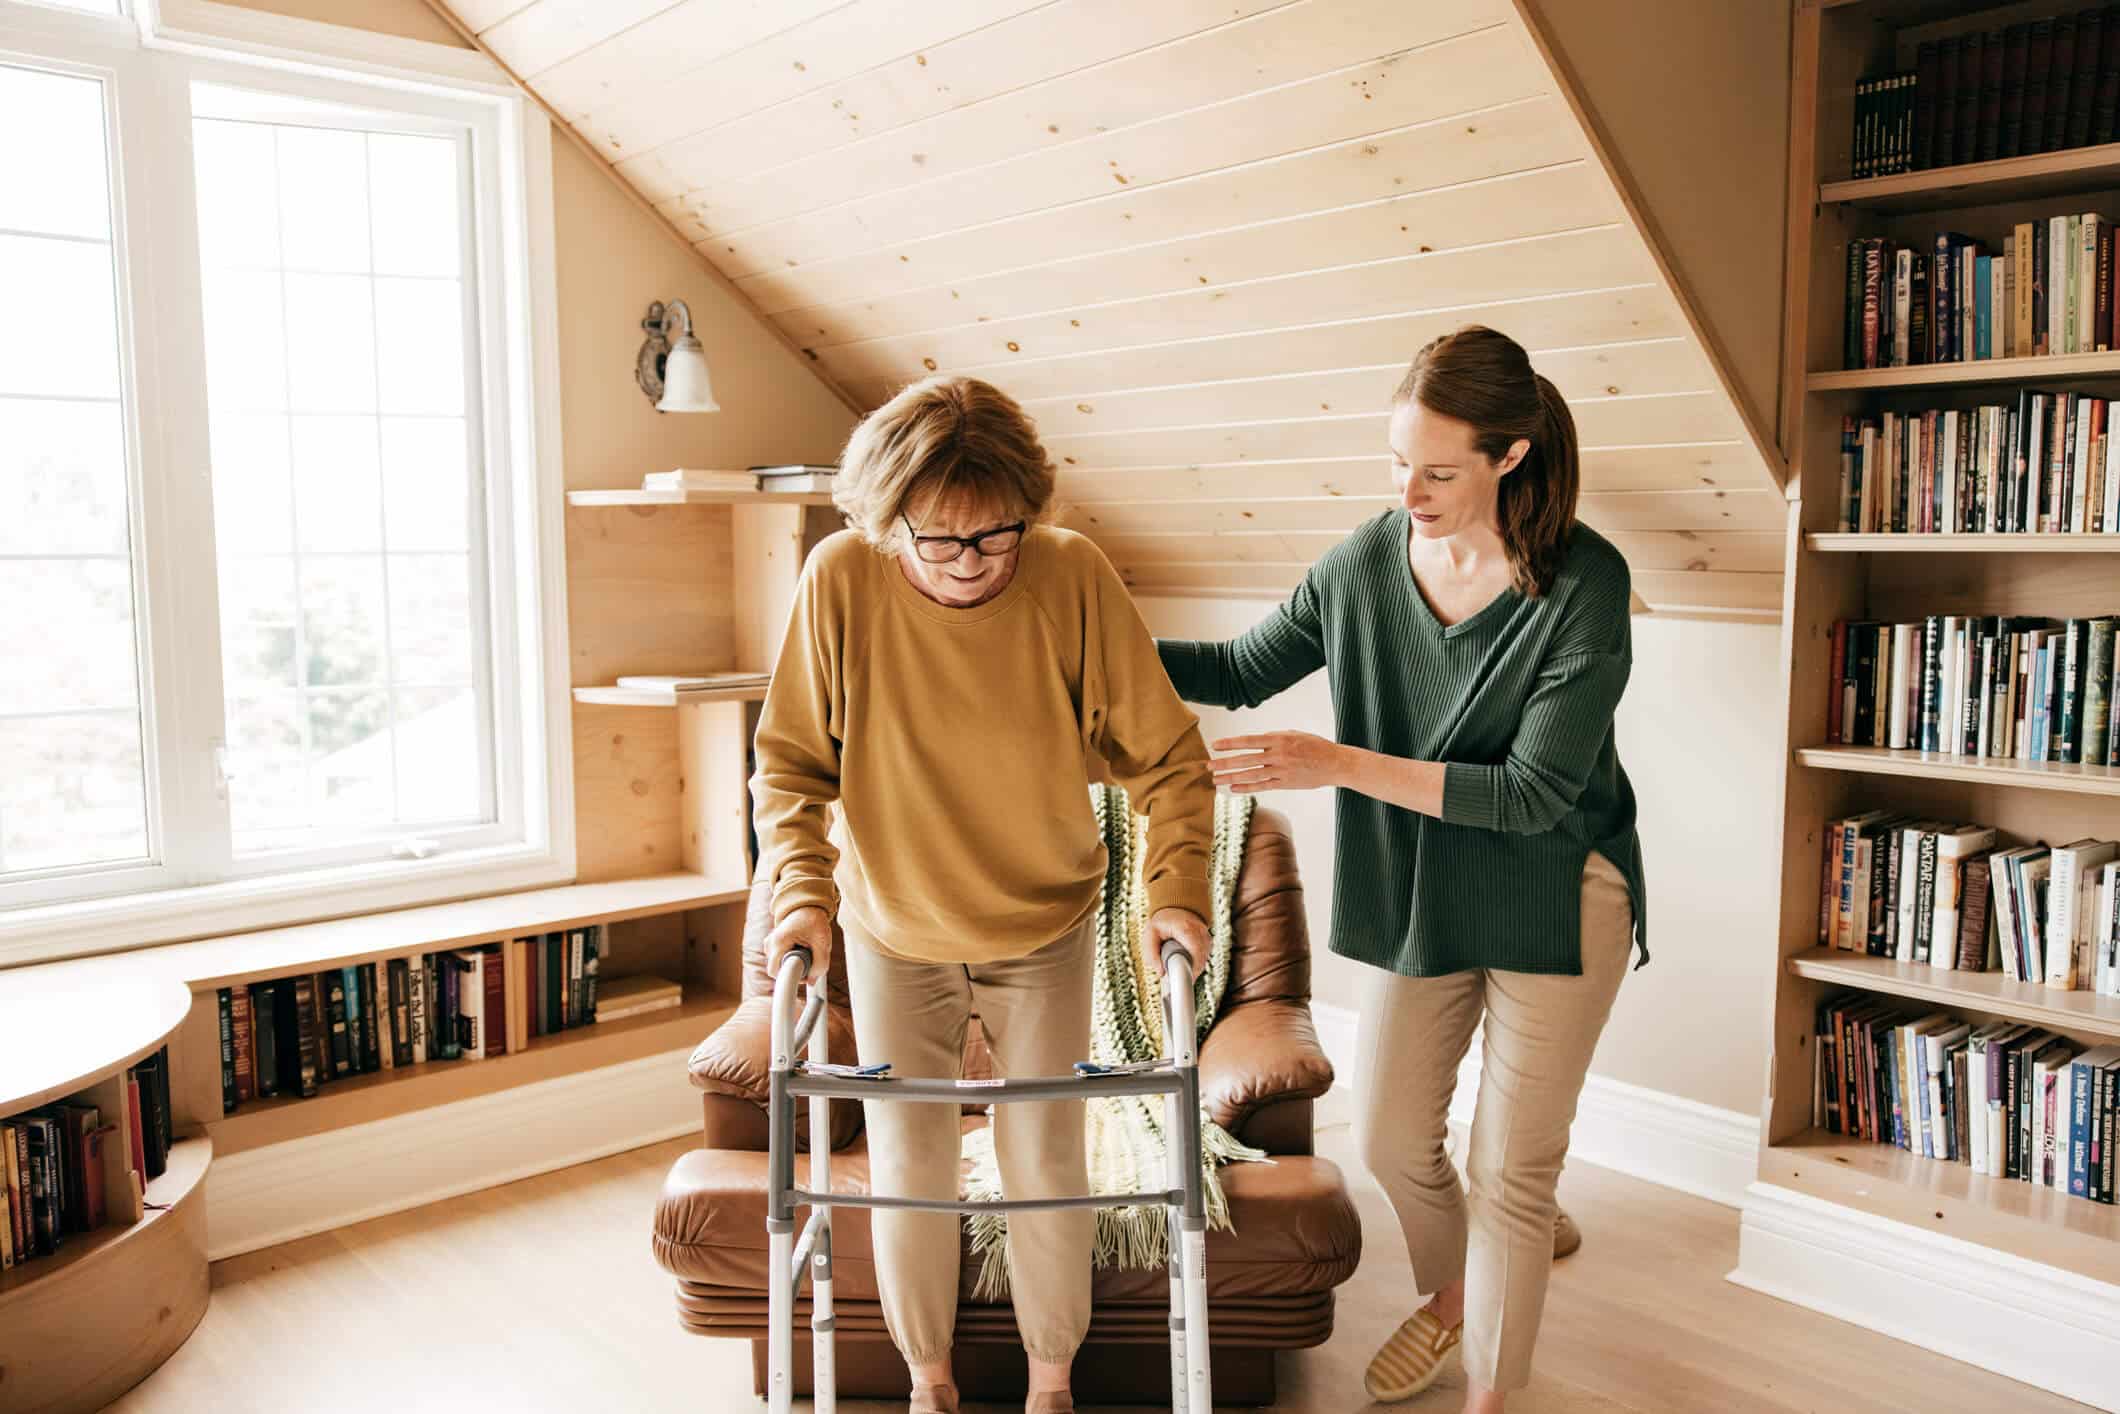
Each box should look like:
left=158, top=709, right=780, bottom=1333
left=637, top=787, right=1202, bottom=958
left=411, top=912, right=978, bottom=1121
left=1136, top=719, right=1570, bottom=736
left=1157, top=512, right=1647, bottom=977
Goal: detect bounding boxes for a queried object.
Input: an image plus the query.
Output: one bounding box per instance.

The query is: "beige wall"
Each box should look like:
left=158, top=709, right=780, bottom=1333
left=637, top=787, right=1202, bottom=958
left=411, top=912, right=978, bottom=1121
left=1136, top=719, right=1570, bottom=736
left=1523, top=0, right=1790, bottom=452
left=223, top=0, right=859, bottom=490
left=1136, top=597, right=1780, bottom=1117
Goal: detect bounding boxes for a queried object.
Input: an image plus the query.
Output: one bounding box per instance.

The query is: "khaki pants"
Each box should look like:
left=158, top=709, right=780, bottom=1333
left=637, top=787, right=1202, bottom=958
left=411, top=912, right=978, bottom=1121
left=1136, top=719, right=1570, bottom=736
left=841, top=906, right=1097, bottom=1365
left=1352, top=851, right=1635, bottom=1392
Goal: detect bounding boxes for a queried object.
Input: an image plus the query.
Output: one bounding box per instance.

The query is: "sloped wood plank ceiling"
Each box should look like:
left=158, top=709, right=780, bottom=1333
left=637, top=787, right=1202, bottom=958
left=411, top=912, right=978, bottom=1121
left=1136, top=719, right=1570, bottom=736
left=441, top=0, right=1789, bottom=619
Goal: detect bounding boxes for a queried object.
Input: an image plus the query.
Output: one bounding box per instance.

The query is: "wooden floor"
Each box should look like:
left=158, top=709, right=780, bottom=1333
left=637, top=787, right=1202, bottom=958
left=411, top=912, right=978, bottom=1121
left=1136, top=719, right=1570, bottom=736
left=115, top=1120, right=2088, bottom=1413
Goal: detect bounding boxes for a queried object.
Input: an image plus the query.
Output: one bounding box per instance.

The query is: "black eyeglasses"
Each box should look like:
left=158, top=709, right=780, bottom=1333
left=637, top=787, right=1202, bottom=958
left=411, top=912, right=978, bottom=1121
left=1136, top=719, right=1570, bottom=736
left=901, top=513, right=1026, bottom=564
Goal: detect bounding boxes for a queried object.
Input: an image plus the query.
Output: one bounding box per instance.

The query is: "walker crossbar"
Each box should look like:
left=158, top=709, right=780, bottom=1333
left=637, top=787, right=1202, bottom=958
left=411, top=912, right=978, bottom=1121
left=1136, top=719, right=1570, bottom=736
left=761, top=940, right=1214, bottom=1414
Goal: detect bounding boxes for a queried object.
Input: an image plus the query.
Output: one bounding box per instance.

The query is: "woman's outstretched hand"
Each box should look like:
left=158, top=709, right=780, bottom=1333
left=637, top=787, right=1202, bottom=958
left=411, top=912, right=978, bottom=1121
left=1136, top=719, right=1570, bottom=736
left=767, top=905, right=834, bottom=980
left=1209, top=730, right=1347, bottom=794
left=1146, top=906, right=1210, bottom=981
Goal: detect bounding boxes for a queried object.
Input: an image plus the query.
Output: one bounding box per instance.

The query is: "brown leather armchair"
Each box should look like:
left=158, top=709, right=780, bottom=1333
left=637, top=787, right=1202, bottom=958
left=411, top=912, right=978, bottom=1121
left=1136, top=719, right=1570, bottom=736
left=650, top=806, right=1361, bottom=1405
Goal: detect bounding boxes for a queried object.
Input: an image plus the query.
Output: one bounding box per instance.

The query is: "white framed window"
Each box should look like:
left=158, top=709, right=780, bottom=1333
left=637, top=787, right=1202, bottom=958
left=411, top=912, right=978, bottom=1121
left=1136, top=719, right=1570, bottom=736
left=0, top=0, right=573, bottom=965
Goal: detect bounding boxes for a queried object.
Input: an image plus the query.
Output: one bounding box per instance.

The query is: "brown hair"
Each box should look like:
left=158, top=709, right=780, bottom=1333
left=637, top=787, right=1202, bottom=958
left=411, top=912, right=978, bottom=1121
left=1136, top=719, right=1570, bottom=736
left=832, top=375, right=1055, bottom=551
left=1393, top=325, right=1579, bottom=597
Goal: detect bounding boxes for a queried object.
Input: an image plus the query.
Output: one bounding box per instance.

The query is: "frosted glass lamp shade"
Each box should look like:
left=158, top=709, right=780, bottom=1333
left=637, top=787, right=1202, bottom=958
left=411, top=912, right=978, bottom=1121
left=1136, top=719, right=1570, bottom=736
left=657, top=332, right=719, bottom=413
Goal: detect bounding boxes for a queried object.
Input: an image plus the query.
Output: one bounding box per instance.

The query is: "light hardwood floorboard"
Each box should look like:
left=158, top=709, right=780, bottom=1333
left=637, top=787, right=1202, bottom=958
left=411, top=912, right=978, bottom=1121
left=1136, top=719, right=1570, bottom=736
left=113, top=1123, right=2089, bottom=1412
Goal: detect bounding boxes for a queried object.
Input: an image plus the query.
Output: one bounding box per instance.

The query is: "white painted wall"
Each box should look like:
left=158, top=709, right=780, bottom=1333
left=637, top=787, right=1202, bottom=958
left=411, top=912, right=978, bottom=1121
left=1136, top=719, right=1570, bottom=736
left=1136, top=596, right=1781, bottom=1117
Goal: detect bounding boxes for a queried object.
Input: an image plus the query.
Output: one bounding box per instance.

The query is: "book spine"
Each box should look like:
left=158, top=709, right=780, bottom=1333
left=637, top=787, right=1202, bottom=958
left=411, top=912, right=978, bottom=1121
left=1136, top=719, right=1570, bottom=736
left=359, top=962, right=381, bottom=1073
left=218, top=989, right=235, bottom=1116
left=582, top=928, right=601, bottom=1026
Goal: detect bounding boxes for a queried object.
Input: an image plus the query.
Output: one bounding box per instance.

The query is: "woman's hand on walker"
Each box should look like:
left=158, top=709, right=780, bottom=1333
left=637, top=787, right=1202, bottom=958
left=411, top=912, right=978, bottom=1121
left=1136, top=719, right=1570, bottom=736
left=767, top=905, right=834, bottom=980
left=1209, top=730, right=1347, bottom=794
left=1147, top=906, right=1210, bottom=980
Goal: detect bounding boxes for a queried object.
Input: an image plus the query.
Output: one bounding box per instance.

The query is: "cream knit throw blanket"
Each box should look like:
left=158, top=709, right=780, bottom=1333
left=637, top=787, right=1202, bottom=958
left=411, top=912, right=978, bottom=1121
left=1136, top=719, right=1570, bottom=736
left=959, top=785, right=1266, bottom=1300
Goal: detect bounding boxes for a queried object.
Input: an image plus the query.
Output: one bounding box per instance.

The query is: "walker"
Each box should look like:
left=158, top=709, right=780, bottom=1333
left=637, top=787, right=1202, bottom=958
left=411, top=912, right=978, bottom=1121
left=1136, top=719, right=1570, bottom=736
left=764, top=942, right=1213, bottom=1414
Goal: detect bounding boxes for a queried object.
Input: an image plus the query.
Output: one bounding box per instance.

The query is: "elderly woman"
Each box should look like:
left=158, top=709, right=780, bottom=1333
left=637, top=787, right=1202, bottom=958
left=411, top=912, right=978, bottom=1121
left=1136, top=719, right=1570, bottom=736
left=749, top=375, right=1216, bottom=1414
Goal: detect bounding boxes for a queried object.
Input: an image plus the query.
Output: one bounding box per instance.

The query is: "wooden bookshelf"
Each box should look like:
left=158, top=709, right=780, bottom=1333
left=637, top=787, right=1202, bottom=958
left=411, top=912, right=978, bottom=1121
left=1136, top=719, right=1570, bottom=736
left=1795, top=745, right=2120, bottom=796
left=1821, top=139, right=2120, bottom=214
left=1769, top=0, right=2120, bottom=1321
left=1788, top=947, right=2120, bottom=1038
left=1807, top=532, right=2120, bottom=550
left=1806, top=348, right=2120, bottom=390
left=203, top=987, right=737, bottom=1156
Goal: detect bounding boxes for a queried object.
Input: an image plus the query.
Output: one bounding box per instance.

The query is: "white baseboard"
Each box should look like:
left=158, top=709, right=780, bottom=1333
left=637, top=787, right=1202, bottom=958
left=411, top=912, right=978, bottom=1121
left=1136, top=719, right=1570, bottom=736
left=1309, top=1000, right=1757, bottom=1209
left=206, top=1047, right=699, bottom=1261
left=1733, top=1183, right=2120, bottom=1413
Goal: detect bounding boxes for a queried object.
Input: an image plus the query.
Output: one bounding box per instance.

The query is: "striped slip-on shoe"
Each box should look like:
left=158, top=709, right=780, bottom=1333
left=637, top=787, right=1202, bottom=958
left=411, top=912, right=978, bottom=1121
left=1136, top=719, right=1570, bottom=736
left=1364, top=1305, right=1464, bottom=1402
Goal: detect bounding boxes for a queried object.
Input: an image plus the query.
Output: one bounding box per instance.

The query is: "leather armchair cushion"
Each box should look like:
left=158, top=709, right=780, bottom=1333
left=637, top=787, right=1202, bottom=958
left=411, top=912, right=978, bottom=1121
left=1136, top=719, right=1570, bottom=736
left=652, top=1121, right=1361, bottom=1304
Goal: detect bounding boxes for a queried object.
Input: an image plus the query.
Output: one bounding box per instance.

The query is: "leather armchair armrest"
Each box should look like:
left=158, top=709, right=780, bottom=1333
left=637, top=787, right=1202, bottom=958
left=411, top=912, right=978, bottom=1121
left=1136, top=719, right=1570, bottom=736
left=1198, top=998, right=1334, bottom=1142
left=686, top=995, right=863, bottom=1151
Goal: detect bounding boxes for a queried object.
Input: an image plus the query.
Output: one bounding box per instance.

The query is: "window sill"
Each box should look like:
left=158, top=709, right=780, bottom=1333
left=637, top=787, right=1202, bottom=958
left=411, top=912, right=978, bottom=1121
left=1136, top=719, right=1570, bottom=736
left=0, top=843, right=574, bottom=970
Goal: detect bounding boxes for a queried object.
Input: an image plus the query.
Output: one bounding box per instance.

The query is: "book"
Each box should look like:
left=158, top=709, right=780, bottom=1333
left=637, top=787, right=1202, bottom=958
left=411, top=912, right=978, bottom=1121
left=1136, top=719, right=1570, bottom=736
left=594, top=973, right=682, bottom=1023
left=750, top=463, right=837, bottom=477
left=641, top=468, right=758, bottom=493
left=2048, top=840, right=2120, bottom=987
left=611, top=671, right=770, bottom=693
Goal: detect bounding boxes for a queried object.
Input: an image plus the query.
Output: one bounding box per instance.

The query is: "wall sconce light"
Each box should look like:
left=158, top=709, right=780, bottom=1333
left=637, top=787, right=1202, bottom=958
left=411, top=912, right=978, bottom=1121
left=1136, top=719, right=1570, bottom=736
left=636, top=298, right=719, bottom=413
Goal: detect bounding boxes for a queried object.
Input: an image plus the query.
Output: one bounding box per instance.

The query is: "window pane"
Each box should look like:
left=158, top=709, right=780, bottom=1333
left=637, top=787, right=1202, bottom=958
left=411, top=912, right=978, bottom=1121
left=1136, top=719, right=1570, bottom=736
left=0, top=234, right=120, bottom=400
left=0, top=63, right=146, bottom=882
left=0, top=398, right=128, bottom=556
left=0, top=64, right=111, bottom=241
left=369, top=133, right=460, bottom=278
left=195, top=95, right=491, bottom=856
left=0, top=714, right=146, bottom=874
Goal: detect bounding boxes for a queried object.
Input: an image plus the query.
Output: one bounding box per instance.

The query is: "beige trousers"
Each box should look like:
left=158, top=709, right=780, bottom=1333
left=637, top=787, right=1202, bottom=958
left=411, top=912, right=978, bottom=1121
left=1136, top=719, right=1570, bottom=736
left=1352, top=851, right=1635, bottom=1392
left=841, top=906, right=1097, bottom=1365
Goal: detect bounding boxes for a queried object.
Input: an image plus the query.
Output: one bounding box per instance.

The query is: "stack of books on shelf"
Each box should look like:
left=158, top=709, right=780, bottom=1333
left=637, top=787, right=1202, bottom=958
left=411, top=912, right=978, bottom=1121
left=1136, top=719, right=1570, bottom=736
left=1850, top=9, right=2120, bottom=179
left=1812, top=996, right=2120, bottom=1206
left=641, top=469, right=759, bottom=493
left=1824, top=612, right=2120, bottom=764
left=1821, top=809, right=2120, bottom=994
left=0, top=1046, right=166, bottom=1272
left=613, top=670, right=771, bottom=695
left=1842, top=216, right=2117, bottom=371
left=751, top=463, right=837, bottom=494
left=1835, top=392, right=2120, bottom=532
left=213, top=925, right=611, bottom=1114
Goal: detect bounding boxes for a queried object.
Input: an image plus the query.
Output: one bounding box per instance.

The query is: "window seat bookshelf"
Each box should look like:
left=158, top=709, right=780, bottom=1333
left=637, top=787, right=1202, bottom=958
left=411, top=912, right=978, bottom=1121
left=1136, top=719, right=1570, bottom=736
left=1764, top=1130, right=2120, bottom=1285
left=203, top=986, right=736, bottom=1155
left=1786, top=948, right=2120, bottom=1040
left=0, top=1134, right=210, bottom=1301
left=1794, top=746, right=2120, bottom=797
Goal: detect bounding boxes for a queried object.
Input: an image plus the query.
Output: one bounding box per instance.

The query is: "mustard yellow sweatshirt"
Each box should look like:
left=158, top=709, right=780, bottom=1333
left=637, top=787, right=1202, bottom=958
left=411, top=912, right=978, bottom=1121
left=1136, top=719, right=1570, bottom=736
left=750, top=527, right=1215, bottom=963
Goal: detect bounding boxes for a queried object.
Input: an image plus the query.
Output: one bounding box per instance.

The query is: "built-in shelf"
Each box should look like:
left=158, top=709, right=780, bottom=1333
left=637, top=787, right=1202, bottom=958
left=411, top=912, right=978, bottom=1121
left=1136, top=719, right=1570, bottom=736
left=1806, top=350, right=2120, bottom=391
left=572, top=681, right=770, bottom=707
left=0, top=1133, right=210, bottom=1300
left=2, top=974, right=193, bottom=1119
left=1795, top=745, right=2120, bottom=797
left=1820, top=140, right=2120, bottom=214
left=202, top=988, right=737, bottom=1156
left=165, top=872, right=749, bottom=992
left=1787, top=948, right=2120, bottom=1039
left=1765, top=1129, right=2120, bottom=1284
left=1807, top=532, right=2120, bottom=552
left=566, top=489, right=836, bottom=508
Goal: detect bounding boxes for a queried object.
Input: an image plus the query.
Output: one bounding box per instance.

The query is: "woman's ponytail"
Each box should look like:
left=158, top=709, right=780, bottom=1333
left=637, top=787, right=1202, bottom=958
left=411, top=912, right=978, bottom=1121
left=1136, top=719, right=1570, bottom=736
left=1395, top=327, right=1579, bottom=598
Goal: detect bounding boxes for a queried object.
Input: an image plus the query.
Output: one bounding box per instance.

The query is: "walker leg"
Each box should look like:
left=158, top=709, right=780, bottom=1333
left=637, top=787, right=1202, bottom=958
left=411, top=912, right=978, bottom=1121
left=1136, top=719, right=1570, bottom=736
left=809, top=983, right=836, bottom=1414
left=767, top=1065, right=795, bottom=1414
left=1164, top=1086, right=1189, bottom=1414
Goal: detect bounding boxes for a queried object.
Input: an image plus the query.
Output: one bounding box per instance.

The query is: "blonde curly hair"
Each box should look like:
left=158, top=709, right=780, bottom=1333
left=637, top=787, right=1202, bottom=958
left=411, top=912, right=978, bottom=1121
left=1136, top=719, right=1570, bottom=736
left=832, top=375, right=1056, bottom=551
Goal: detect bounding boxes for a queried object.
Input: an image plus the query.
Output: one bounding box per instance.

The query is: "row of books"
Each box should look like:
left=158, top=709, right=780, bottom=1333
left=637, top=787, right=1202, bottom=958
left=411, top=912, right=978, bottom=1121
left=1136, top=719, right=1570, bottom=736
left=1813, top=995, right=2120, bottom=1204
left=1822, top=812, right=2120, bottom=994
left=1835, top=393, right=2120, bottom=534
left=1825, top=614, right=2120, bottom=766
left=215, top=927, right=609, bottom=1112
left=1851, top=10, right=2120, bottom=178
left=1, top=1046, right=171, bottom=1271
left=1842, top=217, right=2119, bottom=370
